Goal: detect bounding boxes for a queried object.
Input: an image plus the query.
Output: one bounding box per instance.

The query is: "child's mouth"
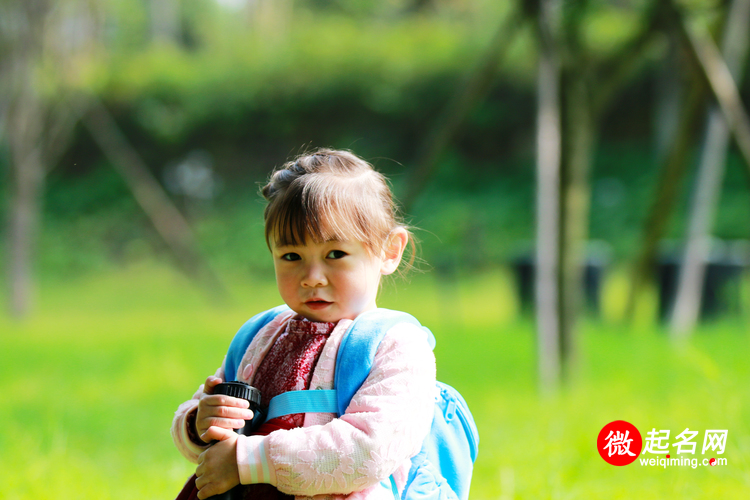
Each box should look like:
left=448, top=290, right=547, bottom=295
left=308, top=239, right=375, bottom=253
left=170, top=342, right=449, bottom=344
left=305, top=300, right=332, bottom=310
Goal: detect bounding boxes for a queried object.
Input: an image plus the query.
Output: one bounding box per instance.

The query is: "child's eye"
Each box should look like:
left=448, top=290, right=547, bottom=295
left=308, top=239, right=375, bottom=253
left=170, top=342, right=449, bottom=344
left=281, top=253, right=301, bottom=261
left=326, top=250, right=347, bottom=259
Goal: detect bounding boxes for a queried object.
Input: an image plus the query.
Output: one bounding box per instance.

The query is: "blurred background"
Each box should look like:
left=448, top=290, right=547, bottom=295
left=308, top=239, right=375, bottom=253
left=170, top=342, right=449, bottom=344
left=1, top=0, right=749, bottom=498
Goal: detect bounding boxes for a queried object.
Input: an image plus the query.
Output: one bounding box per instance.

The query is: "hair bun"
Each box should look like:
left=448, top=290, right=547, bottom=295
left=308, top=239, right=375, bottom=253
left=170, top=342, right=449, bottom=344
left=263, top=162, right=305, bottom=200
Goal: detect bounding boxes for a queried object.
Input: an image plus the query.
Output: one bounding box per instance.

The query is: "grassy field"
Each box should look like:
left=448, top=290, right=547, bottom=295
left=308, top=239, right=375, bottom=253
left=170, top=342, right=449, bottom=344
left=1, top=262, right=749, bottom=499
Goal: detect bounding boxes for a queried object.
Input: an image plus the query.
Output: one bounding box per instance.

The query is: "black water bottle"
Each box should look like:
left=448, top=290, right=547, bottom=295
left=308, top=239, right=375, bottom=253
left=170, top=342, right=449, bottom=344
left=207, top=381, right=265, bottom=500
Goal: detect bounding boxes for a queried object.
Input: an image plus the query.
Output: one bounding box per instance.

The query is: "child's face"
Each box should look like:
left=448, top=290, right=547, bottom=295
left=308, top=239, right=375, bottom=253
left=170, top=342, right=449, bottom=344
left=271, top=237, right=386, bottom=323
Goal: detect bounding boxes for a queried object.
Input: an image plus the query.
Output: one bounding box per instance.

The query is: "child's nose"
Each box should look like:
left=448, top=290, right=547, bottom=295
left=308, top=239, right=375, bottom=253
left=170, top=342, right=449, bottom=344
left=301, top=263, right=327, bottom=287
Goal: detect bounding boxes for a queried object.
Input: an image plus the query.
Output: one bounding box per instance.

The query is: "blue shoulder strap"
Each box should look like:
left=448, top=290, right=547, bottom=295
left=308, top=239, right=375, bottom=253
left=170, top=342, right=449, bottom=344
left=333, top=308, right=435, bottom=416
left=224, top=305, right=291, bottom=382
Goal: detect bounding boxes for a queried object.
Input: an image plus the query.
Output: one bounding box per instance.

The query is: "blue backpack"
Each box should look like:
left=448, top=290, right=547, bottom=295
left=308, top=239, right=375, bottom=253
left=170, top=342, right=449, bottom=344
left=223, top=306, right=479, bottom=500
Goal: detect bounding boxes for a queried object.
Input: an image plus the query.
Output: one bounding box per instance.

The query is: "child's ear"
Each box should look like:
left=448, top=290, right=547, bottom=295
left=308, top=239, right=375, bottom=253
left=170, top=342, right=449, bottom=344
left=380, top=228, right=408, bottom=275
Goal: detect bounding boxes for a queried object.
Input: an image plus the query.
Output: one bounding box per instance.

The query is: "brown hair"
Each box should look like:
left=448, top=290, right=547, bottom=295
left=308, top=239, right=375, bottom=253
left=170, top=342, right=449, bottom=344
left=261, top=148, right=414, bottom=266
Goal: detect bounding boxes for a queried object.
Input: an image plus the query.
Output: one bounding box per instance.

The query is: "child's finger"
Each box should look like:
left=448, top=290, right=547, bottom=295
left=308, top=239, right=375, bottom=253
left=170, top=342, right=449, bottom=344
left=203, top=414, right=247, bottom=431
left=197, top=480, right=228, bottom=500
left=201, top=425, right=237, bottom=442
left=194, top=469, right=219, bottom=499
left=203, top=394, right=251, bottom=410
left=196, top=399, right=252, bottom=436
left=202, top=376, right=223, bottom=394
left=196, top=477, right=233, bottom=500
left=205, top=401, right=254, bottom=421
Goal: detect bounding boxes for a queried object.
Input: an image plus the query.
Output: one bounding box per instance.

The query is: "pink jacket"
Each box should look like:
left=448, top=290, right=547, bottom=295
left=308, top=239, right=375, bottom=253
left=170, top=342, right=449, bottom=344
left=171, top=310, right=437, bottom=500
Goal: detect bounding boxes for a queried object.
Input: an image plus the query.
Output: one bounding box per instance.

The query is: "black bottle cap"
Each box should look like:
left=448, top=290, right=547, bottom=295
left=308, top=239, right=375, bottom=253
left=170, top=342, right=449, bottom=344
left=213, top=381, right=262, bottom=407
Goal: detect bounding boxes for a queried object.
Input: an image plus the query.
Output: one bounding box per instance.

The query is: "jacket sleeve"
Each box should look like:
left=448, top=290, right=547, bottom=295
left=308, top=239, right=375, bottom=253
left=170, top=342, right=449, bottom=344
left=236, top=321, right=437, bottom=496
left=171, top=365, right=225, bottom=463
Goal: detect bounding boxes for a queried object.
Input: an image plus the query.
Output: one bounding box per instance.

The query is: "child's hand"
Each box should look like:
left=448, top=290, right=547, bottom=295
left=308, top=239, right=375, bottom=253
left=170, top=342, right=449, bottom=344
left=196, top=376, right=254, bottom=443
left=195, top=434, right=240, bottom=499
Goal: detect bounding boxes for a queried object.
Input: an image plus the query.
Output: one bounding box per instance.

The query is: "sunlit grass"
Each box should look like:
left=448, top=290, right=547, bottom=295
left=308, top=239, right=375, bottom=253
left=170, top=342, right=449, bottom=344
left=1, top=263, right=749, bottom=499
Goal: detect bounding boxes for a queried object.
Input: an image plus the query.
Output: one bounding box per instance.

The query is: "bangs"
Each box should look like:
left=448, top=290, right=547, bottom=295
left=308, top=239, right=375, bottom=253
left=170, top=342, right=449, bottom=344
left=265, top=176, right=387, bottom=252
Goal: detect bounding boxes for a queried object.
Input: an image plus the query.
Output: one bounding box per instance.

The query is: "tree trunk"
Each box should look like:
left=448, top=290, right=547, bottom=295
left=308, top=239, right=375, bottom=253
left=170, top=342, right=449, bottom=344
left=3, top=0, right=50, bottom=319
left=654, top=34, right=684, bottom=161
left=558, top=69, right=594, bottom=378
left=626, top=80, right=708, bottom=321
left=7, top=92, right=46, bottom=318
left=535, top=0, right=563, bottom=394
left=670, top=0, right=750, bottom=338
left=535, top=0, right=596, bottom=389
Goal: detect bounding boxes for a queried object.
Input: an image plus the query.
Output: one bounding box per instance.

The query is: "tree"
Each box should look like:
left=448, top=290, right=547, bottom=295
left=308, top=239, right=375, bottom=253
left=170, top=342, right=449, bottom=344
left=400, top=0, right=671, bottom=389
left=1, top=0, right=224, bottom=318
left=670, top=0, right=750, bottom=338
left=534, top=0, right=563, bottom=393
left=2, top=0, right=56, bottom=318
left=628, top=0, right=750, bottom=328
left=533, top=0, right=665, bottom=388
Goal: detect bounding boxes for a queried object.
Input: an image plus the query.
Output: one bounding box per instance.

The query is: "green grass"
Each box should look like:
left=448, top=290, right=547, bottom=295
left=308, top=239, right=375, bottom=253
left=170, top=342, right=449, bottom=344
left=1, top=263, right=749, bottom=499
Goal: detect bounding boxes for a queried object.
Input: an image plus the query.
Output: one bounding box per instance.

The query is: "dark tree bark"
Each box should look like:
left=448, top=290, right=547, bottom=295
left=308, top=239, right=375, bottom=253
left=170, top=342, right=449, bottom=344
left=557, top=67, right=594, bottom=380
left=653, top=34, right=684, bottom=161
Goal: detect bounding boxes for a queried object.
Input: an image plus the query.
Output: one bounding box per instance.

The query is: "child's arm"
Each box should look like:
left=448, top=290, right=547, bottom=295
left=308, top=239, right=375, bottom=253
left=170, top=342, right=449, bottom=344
left=171, top=369, right=252, bottom=462
left=235, top=321, right=437, bottom=497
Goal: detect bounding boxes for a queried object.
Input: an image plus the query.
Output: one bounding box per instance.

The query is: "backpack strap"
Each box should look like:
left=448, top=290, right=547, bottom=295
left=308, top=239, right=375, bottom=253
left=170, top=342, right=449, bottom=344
left=224, top=305, right=291, bottom=382
left=333, top=308, right=435, bottom=416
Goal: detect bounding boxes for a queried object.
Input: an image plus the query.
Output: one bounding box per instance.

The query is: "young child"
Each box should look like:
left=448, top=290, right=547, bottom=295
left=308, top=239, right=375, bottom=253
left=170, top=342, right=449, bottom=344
left=172, top=149, right=437, bottom=500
